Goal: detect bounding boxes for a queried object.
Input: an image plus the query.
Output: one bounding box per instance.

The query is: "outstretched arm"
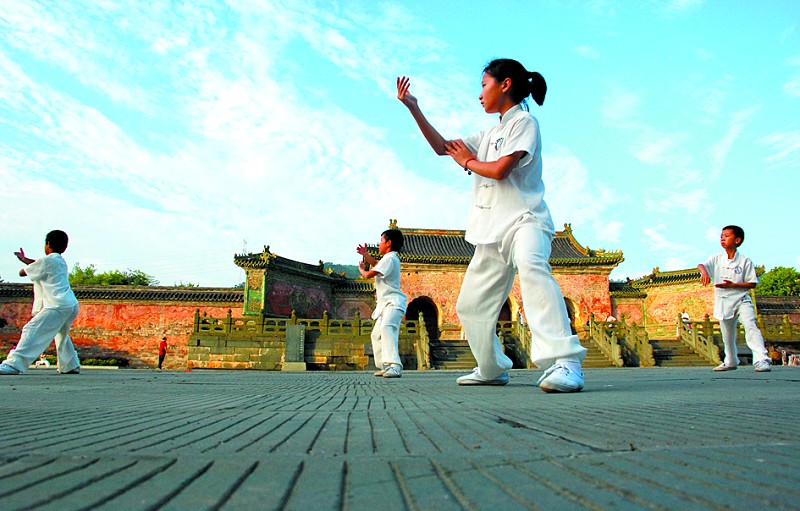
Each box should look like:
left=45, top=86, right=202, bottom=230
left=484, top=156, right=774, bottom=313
left=397, top=76, right=449, bottom=156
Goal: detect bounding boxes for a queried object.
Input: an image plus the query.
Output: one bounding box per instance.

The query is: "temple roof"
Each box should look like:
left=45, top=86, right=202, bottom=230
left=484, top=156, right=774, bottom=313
left=0, top=283, right=243, bottom=303
left=631, top=267, right=702, bottom=288
left=609, top=280, right=647, bottom=298
left=234, top=246, right=348, bottom=281
left=369, top=223, right=624, bottom=267
left=631, top=265, right=765, bottom=288
left=755, top=296, right=800, bottom=314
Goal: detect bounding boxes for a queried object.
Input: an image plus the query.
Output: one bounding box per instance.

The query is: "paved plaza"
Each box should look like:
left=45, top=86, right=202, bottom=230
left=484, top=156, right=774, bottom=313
left=1, top=366, right=798, bottom=510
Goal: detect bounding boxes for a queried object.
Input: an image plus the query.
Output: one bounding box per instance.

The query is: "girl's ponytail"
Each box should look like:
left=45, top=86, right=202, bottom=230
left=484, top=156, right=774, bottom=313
left=483, top=59, right=547, bottom=108
left=529, top=72, right=546, bottom=106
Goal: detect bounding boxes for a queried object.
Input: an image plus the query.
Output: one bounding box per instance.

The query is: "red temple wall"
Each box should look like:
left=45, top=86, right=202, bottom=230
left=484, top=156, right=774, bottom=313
left=0, top=299, right=238, bottom=370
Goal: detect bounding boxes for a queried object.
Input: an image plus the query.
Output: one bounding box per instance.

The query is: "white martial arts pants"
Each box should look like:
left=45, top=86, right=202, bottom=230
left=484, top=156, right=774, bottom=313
left=371, top=306, right=404, bottom=369
left=6, top=304, right=80, bottom=374
left=718, top=299, right=769, bottom=366
left=456, top=216, right=587, bottom=379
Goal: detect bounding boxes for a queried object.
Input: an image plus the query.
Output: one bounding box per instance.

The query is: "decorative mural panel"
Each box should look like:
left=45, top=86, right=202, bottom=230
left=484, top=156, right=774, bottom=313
left=244, top=270, right=265, bottom=315
left=269, top=282, right=331, bottom=317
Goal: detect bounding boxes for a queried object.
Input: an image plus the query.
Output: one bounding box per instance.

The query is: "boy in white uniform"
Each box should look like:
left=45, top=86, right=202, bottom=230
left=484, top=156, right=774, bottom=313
left=0, top=230, right=81, bottom=375
left=698, top=225, right=770, bottom=372
left=357, top=229, right=407, bottom=378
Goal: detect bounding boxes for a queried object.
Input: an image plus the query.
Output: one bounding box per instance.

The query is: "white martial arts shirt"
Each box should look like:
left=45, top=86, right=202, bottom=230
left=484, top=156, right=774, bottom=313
left=25, top=253, right=78, bottom=312
left=461, top=104, right=555, bottom=245
left=370, top=251, right=407, bottom=319
left=701, top=251, right=759, bottom=320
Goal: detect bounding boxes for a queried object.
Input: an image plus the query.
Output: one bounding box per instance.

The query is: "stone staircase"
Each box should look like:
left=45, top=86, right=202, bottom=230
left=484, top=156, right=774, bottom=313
left=650, top=339, right=713, bottom=367
left=430, top=339, right=477, bottom=370
left=429, top=337, right=717, bottom=369
left=580, top=338, right=620, bottom=368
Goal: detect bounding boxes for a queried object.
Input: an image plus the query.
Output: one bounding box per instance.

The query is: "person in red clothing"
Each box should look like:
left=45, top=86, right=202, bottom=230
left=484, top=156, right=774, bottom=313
left=158, top=337, right=167, bottom=369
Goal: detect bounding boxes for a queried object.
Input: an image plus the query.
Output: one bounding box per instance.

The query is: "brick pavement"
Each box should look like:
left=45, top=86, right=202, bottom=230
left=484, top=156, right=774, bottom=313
left=1, top=367, right=798, bottom=510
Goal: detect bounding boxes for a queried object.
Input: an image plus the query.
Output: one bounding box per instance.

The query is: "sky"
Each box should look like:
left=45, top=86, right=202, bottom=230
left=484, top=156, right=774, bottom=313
left=1, top=0, right=798, bottom=287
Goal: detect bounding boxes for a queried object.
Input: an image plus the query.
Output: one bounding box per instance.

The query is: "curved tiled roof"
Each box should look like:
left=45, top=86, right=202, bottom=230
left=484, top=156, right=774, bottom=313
left=609, top=280, right=647, bottom=298
left=632, top=268, right=702, bottom=288
left=0, top=284, right=243, bottom=303
left=333, top=280, right=375, bottom=293
left=755, top=296, right=800, bottom=314
left=632, top=265, right=767, bottom=289
left=366, top=224, right=623, bottom=267
left=234, top=246, right=347, bottom=281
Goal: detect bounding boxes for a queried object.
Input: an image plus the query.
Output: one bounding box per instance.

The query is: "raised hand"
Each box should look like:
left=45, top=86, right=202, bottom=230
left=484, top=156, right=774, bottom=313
left=356, top=243, right=368, bottom=256
left=396, top=76, right=418, bottom=109
left=14, top=247, right=26, bottom=262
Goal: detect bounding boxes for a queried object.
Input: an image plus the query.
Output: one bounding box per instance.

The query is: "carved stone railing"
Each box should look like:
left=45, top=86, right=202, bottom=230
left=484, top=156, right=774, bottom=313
left=192, top=309, right=426, bottom=370
left=588, top=314, right=625, bottom=367
left=193, top=309, right=419, bottom=338
left=515, top=320, right=533, bottom=368
left=757, top=315, right=800, bottom=342
left=614, top=315, right=656, bottom=367
left=679, top=314, right=723, bottom=365
left=677, top=313, right=799, bottom=365
left=415, top=312, right=431, bottom=370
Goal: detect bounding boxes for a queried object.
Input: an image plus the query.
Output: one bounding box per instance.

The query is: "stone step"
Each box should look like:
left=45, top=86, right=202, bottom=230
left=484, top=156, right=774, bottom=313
left=431, top=340, right=476, bottom=370
left=650, top=339, right=710, bottom=367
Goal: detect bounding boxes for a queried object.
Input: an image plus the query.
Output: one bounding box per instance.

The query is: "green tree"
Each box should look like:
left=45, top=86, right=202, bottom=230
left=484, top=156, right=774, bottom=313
left=754, top=266, right=800, bottom=296
left=323, top=262, right=360, bottom=279
left=69, top=264, right=159, bottom=286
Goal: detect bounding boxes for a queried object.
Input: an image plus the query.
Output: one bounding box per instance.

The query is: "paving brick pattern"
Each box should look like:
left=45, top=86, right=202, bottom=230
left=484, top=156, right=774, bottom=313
left=1, top=367, right=798, bottom=510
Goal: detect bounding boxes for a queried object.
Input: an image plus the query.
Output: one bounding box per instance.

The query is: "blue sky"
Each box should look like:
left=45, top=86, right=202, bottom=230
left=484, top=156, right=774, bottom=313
left=1, top=0, right=798, bottom=287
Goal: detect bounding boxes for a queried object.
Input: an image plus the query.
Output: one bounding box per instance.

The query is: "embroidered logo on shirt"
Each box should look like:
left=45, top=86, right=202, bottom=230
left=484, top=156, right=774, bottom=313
left=494, top=137, right=504, bottom=151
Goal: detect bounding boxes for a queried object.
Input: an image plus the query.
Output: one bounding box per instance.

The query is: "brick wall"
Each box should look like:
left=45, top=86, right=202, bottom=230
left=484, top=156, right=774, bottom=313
left=0, top=285, right=241, bottom=370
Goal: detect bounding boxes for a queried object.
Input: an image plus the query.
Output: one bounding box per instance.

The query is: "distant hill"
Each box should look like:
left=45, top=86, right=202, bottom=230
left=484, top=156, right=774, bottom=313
left=323, top=262, right=360, bottom=279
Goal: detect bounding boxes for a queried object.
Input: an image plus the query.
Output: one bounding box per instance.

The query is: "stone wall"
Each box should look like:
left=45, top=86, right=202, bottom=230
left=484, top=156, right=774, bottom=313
left=399, top=265, right=615, bottom=338
left=402, top=265, right=466, bottom=325
left=0, top=285, right=242, bottom=370
left=641, top=282, right=715, bottom=326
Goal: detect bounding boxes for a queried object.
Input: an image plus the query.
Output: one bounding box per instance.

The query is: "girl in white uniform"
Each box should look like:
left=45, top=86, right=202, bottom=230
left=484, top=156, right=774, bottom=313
left=397, top=59, right=586, bottom=392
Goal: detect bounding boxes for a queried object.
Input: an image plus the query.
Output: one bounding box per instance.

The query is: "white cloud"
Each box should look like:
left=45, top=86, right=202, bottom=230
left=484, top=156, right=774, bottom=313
left=544, top=144, right=615, bottom=230
left=633, top=136, right=675, bottom=165
left=0, top=0, right=482, bottom=286
left=646, top=189, right=711, bottom=218
left=574, top=45, right=600, bottom=59
left=593, top=220, right=623, bottom=244
left=710, top=105, right=761, bottom=177
left=783, top=77, right=800, bottom=98
left=600, top=86, right=641, bottom=128
left=640, top=224, right=691, bottom=254
left=758, top=128, right=800, bottom=168
left=663, top=0, right=704, bottom=13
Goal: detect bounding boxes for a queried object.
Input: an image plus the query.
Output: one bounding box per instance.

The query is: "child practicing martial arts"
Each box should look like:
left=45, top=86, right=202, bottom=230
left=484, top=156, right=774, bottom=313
left=357, top=229, right=407, bottom=379
left=698, top=225, right=771, bottom=372
left=396, top=59, right=587, bottom=392
left=0, top=230, right=81, bottom=375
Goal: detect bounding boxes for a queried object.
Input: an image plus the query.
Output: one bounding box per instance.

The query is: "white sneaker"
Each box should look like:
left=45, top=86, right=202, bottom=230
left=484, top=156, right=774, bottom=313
left=382, top=365, right=401, bottom=378
left=537, top=363, right=584, bottom=393
left=0, top=363, right=21, bottom=375
left=754, top=360, right=771, bottom=372
left=713, top=363, right=737, bottom=372
left=373, top=369, right=386, bottom=377
left=456, top=368, right=509, bottom=386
